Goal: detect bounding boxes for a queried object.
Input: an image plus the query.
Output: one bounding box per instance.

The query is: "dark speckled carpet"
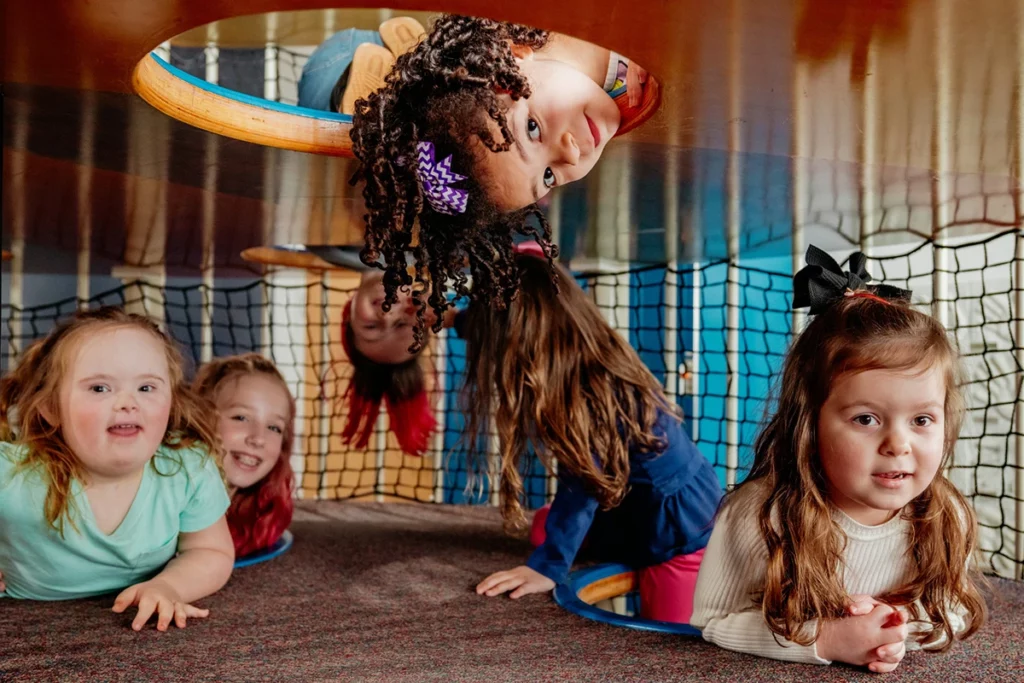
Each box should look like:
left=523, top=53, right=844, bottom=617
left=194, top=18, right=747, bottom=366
left=2, top=501, right=1022, bottom=682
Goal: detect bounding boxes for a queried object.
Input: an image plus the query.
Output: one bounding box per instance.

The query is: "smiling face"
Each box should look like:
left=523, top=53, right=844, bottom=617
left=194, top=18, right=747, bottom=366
left=57, top=325, right=173, bottom=482
left=213, top=373, right=292, bottom=491
left=816, top=363, right=947, bottom=526
left=475, top=55, right=621, bottom=211
left=349, top=270, right=432, bottom=365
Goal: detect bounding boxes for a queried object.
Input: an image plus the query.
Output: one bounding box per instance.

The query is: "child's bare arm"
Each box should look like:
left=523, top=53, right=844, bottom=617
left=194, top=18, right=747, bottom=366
left=155, top=516, right=235, bottom=602
left=112, top=517, right=234, bottom=631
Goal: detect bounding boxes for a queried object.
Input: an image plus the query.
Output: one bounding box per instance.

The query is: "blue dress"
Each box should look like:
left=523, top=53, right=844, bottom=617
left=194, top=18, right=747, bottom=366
left=526, top=410, right=723, bottom=584
left=453, top=309, right=722, bottom=584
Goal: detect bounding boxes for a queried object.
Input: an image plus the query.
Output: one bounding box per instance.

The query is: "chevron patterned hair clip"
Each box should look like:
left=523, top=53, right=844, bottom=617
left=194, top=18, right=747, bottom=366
left=415, top=141, right=469, bottom=215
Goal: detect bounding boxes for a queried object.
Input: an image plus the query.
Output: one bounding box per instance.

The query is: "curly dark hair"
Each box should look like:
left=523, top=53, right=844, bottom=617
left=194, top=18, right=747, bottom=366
left=350, top=14, right=560, bottom=352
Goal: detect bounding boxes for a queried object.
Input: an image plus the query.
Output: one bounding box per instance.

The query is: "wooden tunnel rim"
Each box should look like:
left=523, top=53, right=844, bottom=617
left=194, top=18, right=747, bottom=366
left=130, top=17, right=664, bottom=159
left=133, top=53, right=356, bottom=157
left=240, top=246, right=362, bottom=271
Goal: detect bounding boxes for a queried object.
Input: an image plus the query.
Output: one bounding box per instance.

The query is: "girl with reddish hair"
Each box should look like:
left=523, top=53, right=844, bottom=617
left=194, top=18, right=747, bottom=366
left=339, top=266, right=447, bottom=457
left=193, top=354, right=296, bottom=558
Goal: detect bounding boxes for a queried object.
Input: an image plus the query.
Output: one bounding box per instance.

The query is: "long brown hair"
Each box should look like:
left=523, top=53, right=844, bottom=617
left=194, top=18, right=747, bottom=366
left=727, top=294, right=986, bottom=650
left=461, top=255, right=677, bottom=529
left=0, top=306, right=222, bottom=535
left=193, top=353, right=296, bottom=557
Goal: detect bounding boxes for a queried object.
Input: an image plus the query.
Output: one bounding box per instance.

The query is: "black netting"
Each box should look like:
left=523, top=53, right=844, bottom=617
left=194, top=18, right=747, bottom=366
left=5, top=23, right=1021, bottom=581
left=3, top=229, right=1022, bottom=579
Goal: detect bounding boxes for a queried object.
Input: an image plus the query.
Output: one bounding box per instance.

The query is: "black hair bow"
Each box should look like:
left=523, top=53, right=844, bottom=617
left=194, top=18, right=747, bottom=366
left=793, top=245, right=912, bottom=315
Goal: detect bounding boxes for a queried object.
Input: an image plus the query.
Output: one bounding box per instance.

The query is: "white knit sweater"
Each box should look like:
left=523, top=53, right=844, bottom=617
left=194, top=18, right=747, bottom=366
left=690, top=487, right=967, bottom=665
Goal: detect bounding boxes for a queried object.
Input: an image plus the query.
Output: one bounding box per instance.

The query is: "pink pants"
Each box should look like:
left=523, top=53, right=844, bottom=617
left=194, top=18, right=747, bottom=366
left=530, top=505, right=706, bottom=624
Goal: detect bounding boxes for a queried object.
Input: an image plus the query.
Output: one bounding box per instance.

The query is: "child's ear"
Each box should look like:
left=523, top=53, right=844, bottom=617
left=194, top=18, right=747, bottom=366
left=39, top=400, right=59, bottom=428
left=509, top=43, right=534, bottom=61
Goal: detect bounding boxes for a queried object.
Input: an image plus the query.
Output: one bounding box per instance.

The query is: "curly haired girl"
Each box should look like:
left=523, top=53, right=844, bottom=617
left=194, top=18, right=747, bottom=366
left=347, top=14, right=658, bottom=350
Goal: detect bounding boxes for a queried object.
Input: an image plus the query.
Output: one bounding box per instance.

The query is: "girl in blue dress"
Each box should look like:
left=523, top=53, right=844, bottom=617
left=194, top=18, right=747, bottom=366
left=462, top=249, right=722, bottom=623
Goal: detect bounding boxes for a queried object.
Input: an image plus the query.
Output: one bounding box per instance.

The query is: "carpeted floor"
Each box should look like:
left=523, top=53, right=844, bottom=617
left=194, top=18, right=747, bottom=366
left=2, top=501, right=1022, bottom=682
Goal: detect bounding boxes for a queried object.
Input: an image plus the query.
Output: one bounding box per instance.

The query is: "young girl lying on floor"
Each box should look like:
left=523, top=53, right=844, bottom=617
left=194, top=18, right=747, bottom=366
left=0, top=307, right=233, bottom=631
left=194, top=353, right=296, bottom=559
left=691, top=246, right=987, bottom=672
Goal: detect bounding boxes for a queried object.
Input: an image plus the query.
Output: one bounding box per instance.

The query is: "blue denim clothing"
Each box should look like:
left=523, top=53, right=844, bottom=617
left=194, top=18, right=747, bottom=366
left=297, top=29, right=384, bottom=111
left=451, top=309, right=722, bottom=584
left=525, top=410, right=723, bottom=584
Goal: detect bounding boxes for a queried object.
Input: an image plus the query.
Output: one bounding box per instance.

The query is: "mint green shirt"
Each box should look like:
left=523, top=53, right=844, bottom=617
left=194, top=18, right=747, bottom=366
left=0, top=441, right=230, bottom=600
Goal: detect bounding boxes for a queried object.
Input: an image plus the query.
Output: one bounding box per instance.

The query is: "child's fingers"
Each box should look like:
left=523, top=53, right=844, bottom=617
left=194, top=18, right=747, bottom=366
left=872, top=642, right=906, bottom=664
left=509, top=581, right=545, bottom=599
left=174, top=603, right=189, bottom=630
left=868, top=642, right=905, bottom=673
left=155, top=599, right=175, bottom=632
left=847, top=594, right=881, bottom=615
left=484, top=577, right=524, bottom=597
left=477, top=570, right=522, bottom=594
left=484, top=578, right=523, bottom=597
left=868, top=603, right=897, bottom=626
left=848, top=600, right=875, bottom=616
left=626, top=63, right=649, bottom=107
left=184, top=604, right=210, bottom=619
left=881, top=607, right=907, bottom=629
left=476, top=572, right=510, bottom=595
left=111, top=586, right=139, bottom=613
left=868, top=660, right=900, bottom=674
left=878, top=613, right=908, bottom=644
left=131, top=596, right=158, bottom=631
left=627, top=68, right=641, bottom=107
left=176, top=603, right=210, bottom=629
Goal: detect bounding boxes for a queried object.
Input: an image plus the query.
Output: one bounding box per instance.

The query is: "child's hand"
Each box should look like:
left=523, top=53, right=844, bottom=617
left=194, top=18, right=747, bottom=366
left=112, top=578, right=211, bottom=631
left=847, top=594, right=911, bottom=621
left=476, top=565, right=556, bottom=599
left=817, top=604, right=909, bottom=673
left=0, top=570, right=6, bottom=593
left=847, top=593, right=885, bottom=616
left=626, top=62, right=649, bottom=108
left=846, top=594, right=912, bottom=672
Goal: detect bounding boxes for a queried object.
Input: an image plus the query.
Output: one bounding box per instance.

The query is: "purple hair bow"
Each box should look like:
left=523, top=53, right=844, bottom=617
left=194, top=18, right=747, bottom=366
left=415, top=141, right=469, bottom=215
